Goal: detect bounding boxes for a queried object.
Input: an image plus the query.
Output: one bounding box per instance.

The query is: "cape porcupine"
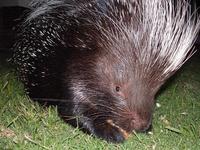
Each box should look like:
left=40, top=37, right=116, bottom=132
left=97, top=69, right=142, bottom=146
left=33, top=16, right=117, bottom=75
left=13, top=0, right=200, bottom=142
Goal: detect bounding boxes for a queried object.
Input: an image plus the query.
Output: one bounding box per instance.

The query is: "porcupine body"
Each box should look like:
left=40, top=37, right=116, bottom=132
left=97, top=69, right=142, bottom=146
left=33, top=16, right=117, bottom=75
left=13, top=0, right=200, bottom=142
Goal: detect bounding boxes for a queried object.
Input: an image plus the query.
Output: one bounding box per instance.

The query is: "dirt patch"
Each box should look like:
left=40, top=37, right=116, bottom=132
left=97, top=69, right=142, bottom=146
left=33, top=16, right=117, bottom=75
left=0, top=126, right=15, bottom=138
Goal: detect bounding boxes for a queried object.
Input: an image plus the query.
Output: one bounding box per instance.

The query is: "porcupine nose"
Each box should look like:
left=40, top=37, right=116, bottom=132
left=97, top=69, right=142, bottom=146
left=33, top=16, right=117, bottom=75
left=130, top=113, right=152, bottom=132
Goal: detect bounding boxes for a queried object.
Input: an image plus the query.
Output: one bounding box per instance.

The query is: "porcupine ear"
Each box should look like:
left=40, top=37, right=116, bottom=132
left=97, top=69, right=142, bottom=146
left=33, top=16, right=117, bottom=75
left=136, top=0, right=200, bottom=81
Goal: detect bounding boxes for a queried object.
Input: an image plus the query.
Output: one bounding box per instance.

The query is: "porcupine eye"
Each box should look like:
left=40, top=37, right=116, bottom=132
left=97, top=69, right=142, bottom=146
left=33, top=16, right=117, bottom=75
left=115, top=86, right=126, bottom=100
left=115, top=86, right=120, bottom=92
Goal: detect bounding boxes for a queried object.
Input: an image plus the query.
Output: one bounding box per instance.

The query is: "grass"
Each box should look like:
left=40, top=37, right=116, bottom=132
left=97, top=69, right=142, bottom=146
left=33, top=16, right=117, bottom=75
left=0, top=52, right=200, bottom=150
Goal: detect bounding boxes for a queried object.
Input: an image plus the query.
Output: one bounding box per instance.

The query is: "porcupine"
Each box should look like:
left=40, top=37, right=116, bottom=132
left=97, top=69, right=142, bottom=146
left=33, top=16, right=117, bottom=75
left=13, top=0, right=200, bottom=142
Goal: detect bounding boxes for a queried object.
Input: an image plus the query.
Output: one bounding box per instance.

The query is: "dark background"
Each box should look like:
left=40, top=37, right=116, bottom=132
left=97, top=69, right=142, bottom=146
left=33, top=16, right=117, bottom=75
left=0, top=0, right=30, bottom=53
